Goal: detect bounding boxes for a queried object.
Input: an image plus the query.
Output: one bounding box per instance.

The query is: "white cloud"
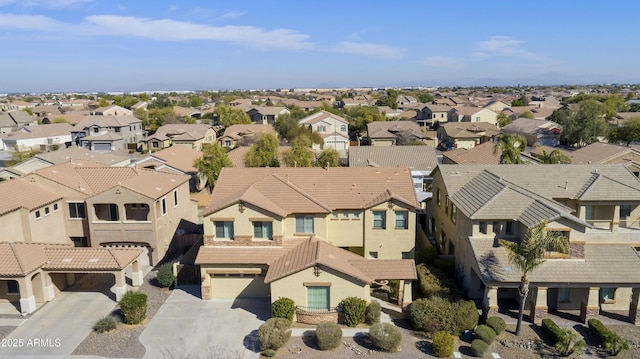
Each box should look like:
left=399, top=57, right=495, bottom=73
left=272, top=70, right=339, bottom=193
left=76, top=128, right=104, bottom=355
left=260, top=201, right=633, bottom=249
left=335, top=41, right=405, bottom=60
left=474, top=36, right=544, bottom=61
left=0, top=14, right=313, bottom=51
left=215, top=11, right=246, bottom=21
left=420, top=56, right=467, bottom=68
left=1, top=0, right=91, bottom=8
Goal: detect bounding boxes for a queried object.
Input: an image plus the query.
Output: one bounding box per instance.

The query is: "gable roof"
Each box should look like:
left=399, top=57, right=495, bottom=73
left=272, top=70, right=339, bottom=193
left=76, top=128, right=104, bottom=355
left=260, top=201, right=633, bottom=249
left=148, top=145, right=202, bottom=173
left=0, top=123, right=73, bottom=141
left=203, top=167, right=420, bottom=217
left=148, top=124, right=213, bottom=142
left=220, top=124, right=276, bottom=141
left=568, top=142, right=636, bottom=164
left=501, top=118, right=562, bottom=136
left=348, top=145, right=438, bottom=171
left=75, top=115, right=141, bottom=129
left=299, top=110, right=349, bottom=126
left=443, top=141, right=502, bottom=164
left=35, top=147, right=130, bottom=166
left=439, top=122, right=500, bottom=138
left=0, top=179, right=62, bottom=216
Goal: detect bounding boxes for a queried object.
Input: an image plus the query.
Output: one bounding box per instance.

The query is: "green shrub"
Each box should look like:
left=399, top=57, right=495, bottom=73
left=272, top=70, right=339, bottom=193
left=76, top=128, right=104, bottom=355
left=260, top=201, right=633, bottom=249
left=261, top=348, right=276, bottom=357
left=432, top=330, right=455, bottom=358
left=119, top=291, right=147, bottom=325
left=485, top=316, right=506, bottom=335
left=93, top=315, right=117, bottom=333
left=272, top=297, right=295, bottom=321
left=316, top=321, right=342, bottom=350
left=415, top=264, right=463, bottom=300
left=454, top=300, right=479, bottom=335
left=258, top=318, right=291, bottom=351
left=156, top=262, right=175, bottom=288
left=588, top=318, right=629, bottom=355
left=369, top=322, right=402, bottom=352
left=416, top=246, right=438, bottom=265
left=433, top=258, right=456, bottom=277
left=542, top=318, right=566, bottom=344
left=474, top=324, right=496, bottom=344
left=409, top=297, right=478, bottom=336
left=471, top=339, right=489, bottom=357
left=388, top=279, right=400, bottom=299
left=555, top=328, right=586, bottom=356
left=341, top=296, right=366, bottom=327
left=365, top=301, right=381, bottom=324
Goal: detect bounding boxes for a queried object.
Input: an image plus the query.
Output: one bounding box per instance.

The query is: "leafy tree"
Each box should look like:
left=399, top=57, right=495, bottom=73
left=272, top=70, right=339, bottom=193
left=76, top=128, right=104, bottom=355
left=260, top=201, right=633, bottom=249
left=500, top=223, right=568, bottom=335
left=281, top=136, right=313, bottom=167
left=550, top=101, right=607, bottom=147
left=274, top=114, right=322, bottom=145
left=493, top=134, right=527, bottom=164
left=315, top=148, right=341, bottom=167
left=344, top=106, right=386, bottom=138
left=536, top=148, right=571, bottom=164
left=98, top=98, right=110, bottom=107
left=376, top=89, right=398, bottom=109
left=629, top=103, right=640, bottom=112
left=511, top=94, right=529, bottom=107
left=149, top=95, right=174, bottom=109
left=520, top=111, right=534, bottom=119
left=416, top=92, right=435, bottom=103
left=194, top=143, right=233, bottom=192
left=22, top=108, right=33, bottom=116
left=52, top=117, right=68, bottom=124
left=215, top=104, right=251, bottom=127
left=245, top=133, right=280, bottom=167
left=7, top=146, right=39, bottom=166
left=113, top=95, right=139, bottom=109
left=496, top=112, right=512, bottom=127
left=144, top=107, right=176, bottom=132
left=607, top=116, right=640, bottom=145
left=189, top=95, right=203, bottom=108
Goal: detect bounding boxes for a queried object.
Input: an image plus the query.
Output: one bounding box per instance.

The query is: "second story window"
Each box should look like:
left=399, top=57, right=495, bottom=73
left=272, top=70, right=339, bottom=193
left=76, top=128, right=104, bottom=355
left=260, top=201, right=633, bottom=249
left=450, top=205, right=457, bottom=224
left=94, top=203, right=119, bottom=221
left=215, top=221, right=234, bottom=239
left=505, top=221, right=513, bottom=235
left=436, top=189, right=441, bottom=207
left=173, top=190, right=179, bottom=207
left=479, top=222, right=487, bottom=234
left=35, top=210, right=41, bottom=219
left=69, top=202, right=86, bottom=219
left=373, top=211, right=386, bottom=229
left=395, top=211, right=408, bottom=229
left=296, top=215, right=314, bottom=233
left=253, top=221, right=273, bottom=239
left=161, top=198, right=167, bottom=216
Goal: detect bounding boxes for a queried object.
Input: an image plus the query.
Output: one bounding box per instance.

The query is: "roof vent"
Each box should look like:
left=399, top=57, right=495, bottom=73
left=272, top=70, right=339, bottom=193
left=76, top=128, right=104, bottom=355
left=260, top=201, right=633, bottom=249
left=88, top=258, right=98, bottom=263
left=62, top=258, right=72, bottom=263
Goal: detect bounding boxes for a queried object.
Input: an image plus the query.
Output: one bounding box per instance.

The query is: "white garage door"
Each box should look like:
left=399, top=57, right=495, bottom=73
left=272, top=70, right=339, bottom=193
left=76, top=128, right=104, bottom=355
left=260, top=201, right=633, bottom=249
left=93, top=143, right=111, bottom=151
left=211, top=274, right=269, bottom=299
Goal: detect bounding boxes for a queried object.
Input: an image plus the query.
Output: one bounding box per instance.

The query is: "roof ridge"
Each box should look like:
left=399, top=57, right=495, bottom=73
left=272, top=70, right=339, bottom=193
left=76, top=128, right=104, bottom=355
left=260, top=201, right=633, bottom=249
left=575, top=173, right=600, bottom=200
left=107, top=248, right=124, bottom=268
left=271, top=173, right=332, bottom=212
left=9, top=242, right=28, bottom=275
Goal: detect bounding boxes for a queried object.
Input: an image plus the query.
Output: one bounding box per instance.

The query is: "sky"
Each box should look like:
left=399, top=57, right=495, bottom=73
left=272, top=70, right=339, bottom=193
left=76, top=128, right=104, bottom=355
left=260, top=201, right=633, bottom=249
left=1, top=0, right=639, bottom=93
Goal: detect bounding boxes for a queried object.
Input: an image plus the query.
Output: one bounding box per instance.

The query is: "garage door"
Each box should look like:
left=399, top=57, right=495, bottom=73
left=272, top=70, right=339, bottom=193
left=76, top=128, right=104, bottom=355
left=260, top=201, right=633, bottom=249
left=94, top=143, right=111, bottom=151
left=211, top=274, right=269, bottom=299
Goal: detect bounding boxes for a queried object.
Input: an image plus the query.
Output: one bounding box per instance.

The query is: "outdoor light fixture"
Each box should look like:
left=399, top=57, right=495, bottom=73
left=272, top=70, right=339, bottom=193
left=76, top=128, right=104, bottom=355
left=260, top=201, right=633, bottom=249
left=313, top=265, right=322, bottom=277
left=238, top=202, right=245, bottom=213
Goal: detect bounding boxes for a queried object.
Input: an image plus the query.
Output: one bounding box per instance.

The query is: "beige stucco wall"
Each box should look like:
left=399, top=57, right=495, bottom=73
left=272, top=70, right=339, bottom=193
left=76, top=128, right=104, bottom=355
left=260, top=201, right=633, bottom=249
left=270, top=265, right=369, bottom=309
left=327, top=211, right=364, bottom=248
left=363, top=203, right=415, bottom=259
left=28, top=201, right=68, bottom=244
left=0, top=211, right=26, bottom=242
left=371, top=139, right=394, bottom=147
left=204, top=203, right=284, bottom=240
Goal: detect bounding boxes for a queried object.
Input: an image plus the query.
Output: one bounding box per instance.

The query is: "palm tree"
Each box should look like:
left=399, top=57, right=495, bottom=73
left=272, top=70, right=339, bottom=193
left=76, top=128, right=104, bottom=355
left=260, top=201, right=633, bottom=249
left=493, top=134, right=527, bottom=164
left=536, top=148, right=571, bottom=164
left=500, top=223, right=568, bottom=336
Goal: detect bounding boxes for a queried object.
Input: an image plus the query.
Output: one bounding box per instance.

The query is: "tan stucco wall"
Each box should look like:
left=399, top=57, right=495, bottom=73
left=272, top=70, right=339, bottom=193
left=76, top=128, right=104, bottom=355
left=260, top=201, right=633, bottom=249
left=270, top=266, right=369, bottom=308
left=371, top=139, right=394, bottom=147
left=204, top=203, right=283, bottom=240
left=363, top=204, right=415, bottom=259
left=1, top=210, right=26, bottom=242
left=28, top=202, right=68, bottom=244
left=327, top=211, right=364, bottom=248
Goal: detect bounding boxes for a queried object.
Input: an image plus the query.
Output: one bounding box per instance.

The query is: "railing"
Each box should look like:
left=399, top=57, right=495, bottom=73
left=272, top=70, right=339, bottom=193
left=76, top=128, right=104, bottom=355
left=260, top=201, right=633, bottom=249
left=586, top=219, right=640, bottom=230
left=295, top=306, right=338, bottom=313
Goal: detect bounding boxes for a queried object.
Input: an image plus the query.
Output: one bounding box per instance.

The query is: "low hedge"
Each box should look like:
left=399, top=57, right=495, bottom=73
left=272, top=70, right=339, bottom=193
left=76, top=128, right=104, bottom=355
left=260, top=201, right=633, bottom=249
left=316, top=321, right=342, bottom=350
left=485, top=316, right=506, bottom=335
left=258, top=318, right=291, bottom=351
left=119, top=291, right=147, bottom=325
left=369, top=323, right=402, bottom=352
left=272, top=297, right=295, bottom=321
left=588, top=318, right=629, bottom=356
left=409, top=297, right=478, bottom=336
left=432, top=330, right=455, bottom=358
left=474, top=324, right=496, bottom=344
left=415, top=263, right=463, bottom=300
left=470, top=339, right=489, bottom=357
left=365, top=301, right=381, bottom=324
left=542, top=318, right=566, bottom=344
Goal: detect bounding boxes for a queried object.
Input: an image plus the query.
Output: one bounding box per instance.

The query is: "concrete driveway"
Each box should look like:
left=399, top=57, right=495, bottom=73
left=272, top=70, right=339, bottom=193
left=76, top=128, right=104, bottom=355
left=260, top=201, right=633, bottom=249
left=0, top=273, right=117, bottom=357
left=140, top=287, right=270, bottom=359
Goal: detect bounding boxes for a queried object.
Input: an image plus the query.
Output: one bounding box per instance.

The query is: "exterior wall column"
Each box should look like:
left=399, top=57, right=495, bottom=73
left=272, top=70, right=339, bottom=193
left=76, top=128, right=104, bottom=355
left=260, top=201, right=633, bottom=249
left=43, top=273, right=55, bottom=302
left=113, top=271, right=127, bottom=302
left=16, top=277, right=36, bottom=314
left=201, top=268, right=212, bottom=300
left=530, top=287, right=548, bottom=324
left=482, top=286, right=499, bottom=319
left=629, top=287, right=640, bottom=325
left=402, top=280, right=412, bottom=307
left=580, top=287, right=600, bottom=323
left=66, top=273, right=76, bottom=286
left=611, top=205, right=620, bottom=232
left=131, top=260, right=143, bottom=287
left=578, top=205, right=586, bottom=221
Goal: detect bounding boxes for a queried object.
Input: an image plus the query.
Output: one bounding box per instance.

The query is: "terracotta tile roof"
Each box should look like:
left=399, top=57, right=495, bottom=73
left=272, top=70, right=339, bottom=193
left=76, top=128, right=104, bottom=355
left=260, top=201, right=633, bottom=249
left=43, top=247, right=142, bottom=271
left=439, top=122, right=500, bottom=138
left=0, top=179, right=62, bottom=216
left=75, top=115, right=140, bottom=129
left=203, top=167, right=420, bottom=217
left=350, top=259, right=417, bottom=281
left=299, top=111, right=348, bottom=125
left=568, top=142, right=635, bottom=164
left=36, top=147, right=130, bottom=166
left=0, top=243, right=48, bottom=276
left=220, top=124, right=276, bottom=141
left=150, top=145, right=202, bottom=173
left=443, top=142, right=502, bottom=164
left=195, top=246, right=288, bottom=266
left=80, top=132, right=123, bottom=142
left=349, top=145, right=438, bottom=171
left=0, top=123, right=73, bottom=140
left=367, top=120, right=422, bottom=135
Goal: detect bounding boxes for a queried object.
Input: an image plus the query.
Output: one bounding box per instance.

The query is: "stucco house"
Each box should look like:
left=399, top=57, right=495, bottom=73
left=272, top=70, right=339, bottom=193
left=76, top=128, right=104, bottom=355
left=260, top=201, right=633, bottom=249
left=416, top=104, right=455, bottom=128
left=195, top=167, right=419, bottom=318
left=217, top=124, right=276, bottom=149
left=73, top=115, right=145, bottom=151
left=449, top=107, right=498, bottom=125
left=437, top=122, right=500, bottom=150
left=428, top=164, right=640, bottom=325
left=298, top=111, right=350, bottom=153
left=129, top=145, right=206, bottom=192
left=567, top=142, right=640, bottom=176
left=140, top=124, right=216, bottom=152
left=246, top=106, right=290, bottom=125
left=0, top=123, right=73, bottom=151
left=500, top=117, right=562, bottom=147
left=0, top=111, right=37, bottom=135
left=367, top=121, right=428, bottom=146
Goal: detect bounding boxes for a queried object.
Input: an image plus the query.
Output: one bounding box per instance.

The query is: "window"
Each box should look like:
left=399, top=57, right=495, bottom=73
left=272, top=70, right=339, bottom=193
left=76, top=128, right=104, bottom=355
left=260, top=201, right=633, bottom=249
left=373, top=211, right=386, bottom=229
left=395, top=211, right=408, bottom=229
left=69, top=202, right=86, bottom=219
left=340, top=124, right=346, bottom=132
left=368, top=251, right=378, bottom=259
left=559, top=288, right=571, bottom=303
left=620, top=205, right=633, bottom=218
left=296, top=215, right=314, bottom=233
left=342, top=212, right=349, bottom=219
left=6, top=280, right=18, bottom=294
left=307, top=286, right=330, bottom=311
left=479, top=222, right=487, bottom=234
left=445, top=197, right=449, bottom=215
left=71, top=237, right=89, bottom=247
left=224, top=140, right=231, bottom=147
left=94, top=203, right=119, bottom=221
left=402, top=252, right=410, bottom=259
left=45, top=207, right=50, bottom=215
left=35, top=210, right=41, bottom=219
left=436, top=189, right=441, bottom=206
left=332, top=212, right=338, bottom=219
left=215, top=221, right=234, bottom=239
left=253, top=221, right=273, bottom=239
left=124, top=203, right=150, bottom=221
left=53, top=203, right=58, bottom=212
left=173, top=190, right=178, bottom=207
left=353, top=212, right=360, bottom=219
left=92, top=127, right=98, bottom=133
left=600, top=288, right=615, bottom=302
left=161, top=198, right=167, bottom=215
left=450, top=205, right=457, bottom=223
left=475, top=117, right=481, bottom=122
left=114, top=127, right=121, bottom=132
left=505, top=221, right=513, bottom=235
left=585, top=205, right=593, bottom=220
left=152, top=141, right=159, bottom=148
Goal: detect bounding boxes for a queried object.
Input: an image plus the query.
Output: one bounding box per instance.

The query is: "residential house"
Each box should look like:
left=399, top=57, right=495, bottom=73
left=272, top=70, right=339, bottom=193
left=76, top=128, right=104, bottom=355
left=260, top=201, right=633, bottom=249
left=195, top=167, right=418, bottom=314
left=483, top=100, right=511, bottom=113
left=246, top=106, right=290, bottom=125
left=129, top=145, right=206, bottom=192
left=32, top=105, right=65, bottom=123
left=9, top=147, right=130, bottom=175
left=173, top=106, right=203, bottom=120
left=0, top=111, right=38, bottom=135
left=0, top=178, right=145, bottom=314
left=367, top=121, right=428, bottom=146
left=73, top=115, right=145, bottom=151
left=140, top=124, right=216, bottom=152
left=437, top=122, right=500, bottom=150
left=23, top=160, right=198, bottom=265
left=568, top=142, right=640, bottom=176
left=417, top=104, right=455, bottom=128
left=500, top=118, right=562, bottom=147
left=225, top=146, right=290, bottom=168
left=89, top=105, right=133, bottom=116
left=298, top=111, right=350, bottom=153
left=442, top=141, right=502, bottom=165
left=449, top=107, right=498, bottom=125
left=338, top=98, right=373, bottom=108
left=428, top=164, right=640, bottom=325
left=217, top=124, right=276, bottom=149
left=0, top=123, right=73, bottom=152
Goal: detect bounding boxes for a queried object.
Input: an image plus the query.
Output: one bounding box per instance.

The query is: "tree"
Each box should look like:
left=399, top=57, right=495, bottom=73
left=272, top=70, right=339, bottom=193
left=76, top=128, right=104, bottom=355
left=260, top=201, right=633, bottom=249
left=7, top=145, right=39, bottom=166
left=98, top=98, right=110, bottom=107
left=519, top=111, right=534, bottom=119
left=607, top=116, right=640, bottom=146
left=189, top=95, right=203, bottom=108
left=281, top=136, right=313, bottom=167
left=500, top=223, right=568, bottom=335
left=376, top=89, right=398, bottom=109
left=315, top=148, right=341, bottom=167
left=511, top=94, right=529, bottom=107
left=416, top=92, right=435, bottom=103
left=215, top=104, right=251, bottom=127
left=536, top=148, right=571, bottom=164
left=194, top=143, right=233, bottom=192
left=493, top=134, right=527, bottom=164
left=496, top=112, right=511, bottom=128
left=245, top=133, right=280, bottom=167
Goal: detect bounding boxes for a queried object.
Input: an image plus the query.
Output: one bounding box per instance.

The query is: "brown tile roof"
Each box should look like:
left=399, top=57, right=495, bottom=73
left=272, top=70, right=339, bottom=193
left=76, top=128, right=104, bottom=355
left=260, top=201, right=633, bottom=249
left=439, top=122, right=500, bottom=138
left=195, top=238, right=306, bottom=265
left=349, top=145, right=438, bottom=171
left=568, top=142, right=634, bottom=164
left=0, top=243, right=48, bottom=276
left=36, top=147, right=130, bottom=166
left=221, top=124, right=276, bottom=141
left=0, top=179, right=62, bottom=216
left=443, top=141, right=502, bottom=165
left=203, top=167, right=420, bottom=217
left=75, top=115, right=140, bottom=129
left=150, top=145, right=202, bottom=173
left=299, top=111, right=348, bottom=125
left=350, top=259, right=417, bottom=281
left=0, top=123, right=73, bottom=140
left=43, top=247, right=142, bottom=271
